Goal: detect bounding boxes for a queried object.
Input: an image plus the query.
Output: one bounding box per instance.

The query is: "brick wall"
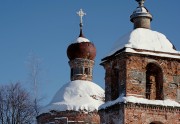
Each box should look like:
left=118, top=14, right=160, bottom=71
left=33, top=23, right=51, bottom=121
left=99, top=104, right=124, bottom=124
left=101, top=52, right=180, bottom=102
left=37, top=111, right=100, bottom=124
left=100, top=51, right=180, bottom=124
left=102, top=54, right=126, bottom=102
left=126, top=53, right=179, bottom=101
left=99, top=103, right=180, bottom=124
left=125, top=103, right=180, bottom=124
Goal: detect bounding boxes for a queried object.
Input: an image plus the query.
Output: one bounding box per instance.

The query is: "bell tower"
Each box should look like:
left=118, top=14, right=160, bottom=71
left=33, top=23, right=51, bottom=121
left=99, top=1, right=180, bottom=124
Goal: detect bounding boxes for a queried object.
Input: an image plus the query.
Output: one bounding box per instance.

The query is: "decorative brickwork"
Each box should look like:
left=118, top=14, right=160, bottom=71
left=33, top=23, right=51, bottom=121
left=37, top=111, right=100, bottom=124
left=69, top=58, right=94, bottom=81
left=99, top=103, right=180, bottom=124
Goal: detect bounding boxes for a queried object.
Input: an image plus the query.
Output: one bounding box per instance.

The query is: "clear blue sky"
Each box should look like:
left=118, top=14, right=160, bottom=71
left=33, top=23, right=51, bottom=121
left=0, top=0, right=180, bottom=105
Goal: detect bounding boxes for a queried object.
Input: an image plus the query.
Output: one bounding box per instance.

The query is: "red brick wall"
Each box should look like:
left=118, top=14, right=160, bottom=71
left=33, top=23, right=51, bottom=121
left=125, top=103, right=180, bottom=124
left=126, top=53, right=179, bottom=101
left=99, top=103, right=180, bottom=124
left=101, top=52, right=180, bottom=102
left=37, top=111, right=100, bottom=124
left=99, top=104, right=124, bottom=124
left=102, top=54, right=126, bottom=102
left=100, top=51, right=180, bottom=124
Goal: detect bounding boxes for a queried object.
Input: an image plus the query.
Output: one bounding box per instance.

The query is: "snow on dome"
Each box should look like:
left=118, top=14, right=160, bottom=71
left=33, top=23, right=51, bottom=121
left=39, top=80, right=104, bottom=114
left=99, top=95, right=180, bottom=110
left=106, top=28, right=179, bottom=57
left=75, top=37, right=90, bottom=43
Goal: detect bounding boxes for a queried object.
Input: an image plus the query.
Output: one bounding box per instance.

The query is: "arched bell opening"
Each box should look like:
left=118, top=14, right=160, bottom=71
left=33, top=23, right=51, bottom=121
left=150, top=121, right=164, bottom=124
left=146, top=63, right=164, bottom=100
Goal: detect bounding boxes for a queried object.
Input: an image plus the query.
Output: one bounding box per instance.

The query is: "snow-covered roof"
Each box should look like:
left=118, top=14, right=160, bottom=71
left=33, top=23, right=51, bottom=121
left=105, top=28, right=179, bottom=59
left=99, top=94, right=180, bottom=110
left=39, top=80, right=104, bottom=115
left=74, top=37, right=90, bottom=43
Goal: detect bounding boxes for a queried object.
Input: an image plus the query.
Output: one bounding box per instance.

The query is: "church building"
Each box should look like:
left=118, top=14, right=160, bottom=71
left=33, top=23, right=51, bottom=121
left=99, top=0, right=180, bottom=124
left=37, top=0, right=180, bottom=124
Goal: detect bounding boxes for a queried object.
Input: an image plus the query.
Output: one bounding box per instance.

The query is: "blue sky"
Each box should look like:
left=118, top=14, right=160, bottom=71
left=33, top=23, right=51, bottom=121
left=0, top=0, right=180, bottom=105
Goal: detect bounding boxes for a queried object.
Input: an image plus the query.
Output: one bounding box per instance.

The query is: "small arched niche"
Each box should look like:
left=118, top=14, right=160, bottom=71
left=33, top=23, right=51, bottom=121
left=111, top=68, right=120, bottom=100
left=146, top=63, right=163, bottom=100
left=150, top=121, right=163, bottom=124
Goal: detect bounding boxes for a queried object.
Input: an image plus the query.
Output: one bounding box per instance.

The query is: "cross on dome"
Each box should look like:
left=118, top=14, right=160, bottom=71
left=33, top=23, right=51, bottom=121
left=77, top=9, right=86, bottom=25
left=76, top=9, right=86, bottom=37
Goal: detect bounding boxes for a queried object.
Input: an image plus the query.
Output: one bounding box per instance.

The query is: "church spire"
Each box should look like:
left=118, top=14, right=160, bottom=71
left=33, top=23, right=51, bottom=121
left=130, top=0, right=152, bottom=29
left=77, top=9, right=86, bottom=37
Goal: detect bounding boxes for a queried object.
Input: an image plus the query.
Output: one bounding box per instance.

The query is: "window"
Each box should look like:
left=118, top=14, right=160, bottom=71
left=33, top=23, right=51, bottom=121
left=74, top=67, right=83, bottom=75
left=111, top=68, right=119, bottom=100
left=146, top=63, right=163, bottom=100
left=85, top=68, right=89, bottom=75
left=150, top=121, right=163, bottom=124
left=71, top=68, right=73, bottom=78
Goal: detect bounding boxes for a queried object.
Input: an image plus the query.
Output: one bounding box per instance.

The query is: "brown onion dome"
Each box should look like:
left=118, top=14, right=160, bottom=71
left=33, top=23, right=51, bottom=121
left=67, top=37, right=96, bottom=61
left=67, top=9, right=96, bottom=61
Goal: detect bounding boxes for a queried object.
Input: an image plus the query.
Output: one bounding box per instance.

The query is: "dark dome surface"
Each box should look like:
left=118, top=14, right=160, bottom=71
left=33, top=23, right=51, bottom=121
left=67, top=37, right=96, bottom=60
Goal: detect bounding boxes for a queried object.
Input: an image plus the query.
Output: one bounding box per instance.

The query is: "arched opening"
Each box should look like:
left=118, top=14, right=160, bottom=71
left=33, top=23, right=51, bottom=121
left=150, top=121, right=163, bottom=124
left=111, top=68, right=119, bottom=100
left=146, top=63, right=163, bottom=100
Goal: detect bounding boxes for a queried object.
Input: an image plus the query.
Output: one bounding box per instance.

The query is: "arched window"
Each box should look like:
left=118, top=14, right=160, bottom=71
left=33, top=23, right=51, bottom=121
left=146, top=63, right=163, bottom=100
left=111, top=68, right=119, bottom=100
left=71, top=68, right=73, bottom=78
left=74, top=67, right=83, bottom=75
left=85, top=68, right=91, bottom=75
left=150, top=121, right=163, bottom=124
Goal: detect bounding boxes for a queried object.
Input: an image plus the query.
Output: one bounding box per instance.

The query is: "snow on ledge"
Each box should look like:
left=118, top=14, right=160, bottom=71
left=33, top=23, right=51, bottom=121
left=125, top=48, right=180, bottom=59
left=74, top=37, right=90, bottom=43
left=99, top=95, right=180, bottom=110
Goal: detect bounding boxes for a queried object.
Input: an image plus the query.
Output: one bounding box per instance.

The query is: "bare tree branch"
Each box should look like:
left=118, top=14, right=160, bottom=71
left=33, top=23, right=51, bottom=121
left=0, top=82, right=36, bottom=124
left=26, top=53, right=42, bottom=116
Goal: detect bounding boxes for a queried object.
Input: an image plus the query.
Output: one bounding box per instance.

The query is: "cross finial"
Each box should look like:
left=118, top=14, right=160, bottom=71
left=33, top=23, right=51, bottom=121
left=136, top=0, right=145, bottom=6
left=77, top=9, right=86, bottom=25
left=77, top=9, right=86, bottom=37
